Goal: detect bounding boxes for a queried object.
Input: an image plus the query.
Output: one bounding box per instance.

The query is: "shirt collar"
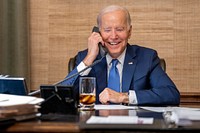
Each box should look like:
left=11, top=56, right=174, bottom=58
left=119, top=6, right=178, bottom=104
left=106, top=47, right=127, bottom=66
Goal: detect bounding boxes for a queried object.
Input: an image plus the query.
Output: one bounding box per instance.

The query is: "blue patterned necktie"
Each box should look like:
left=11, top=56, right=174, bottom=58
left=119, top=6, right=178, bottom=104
left=108, top=59, right=120, bottom=92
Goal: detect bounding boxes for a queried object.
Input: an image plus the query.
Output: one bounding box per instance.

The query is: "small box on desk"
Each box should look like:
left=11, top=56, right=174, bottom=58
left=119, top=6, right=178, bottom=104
left=39, top=85, right=78, bottom=115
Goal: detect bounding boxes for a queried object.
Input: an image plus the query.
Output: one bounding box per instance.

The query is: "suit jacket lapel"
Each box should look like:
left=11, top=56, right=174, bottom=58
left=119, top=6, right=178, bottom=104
left=122, top=45, right=137, bottom=92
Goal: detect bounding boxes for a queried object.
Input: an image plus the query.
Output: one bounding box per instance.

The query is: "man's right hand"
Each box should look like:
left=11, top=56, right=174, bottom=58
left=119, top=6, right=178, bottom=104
left=83, top=32, right=104, bottom=66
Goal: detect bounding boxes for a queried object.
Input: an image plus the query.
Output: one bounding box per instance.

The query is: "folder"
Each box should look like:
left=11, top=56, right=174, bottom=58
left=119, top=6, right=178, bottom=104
left=0, top=77, right=28, bottom=95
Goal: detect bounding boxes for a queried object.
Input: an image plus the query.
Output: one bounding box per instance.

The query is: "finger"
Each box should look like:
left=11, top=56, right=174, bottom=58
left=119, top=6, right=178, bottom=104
left=99, top=93, right=107, bottom=103
left=92, top=32, right=104, bottom=44
left=99, top=97, right=107, bottom=104
left=99, top=90, right=110, bottom=104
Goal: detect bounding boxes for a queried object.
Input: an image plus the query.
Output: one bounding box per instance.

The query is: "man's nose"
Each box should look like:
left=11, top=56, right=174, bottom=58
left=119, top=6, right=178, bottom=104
left=110, top=30, right=118, bottom=39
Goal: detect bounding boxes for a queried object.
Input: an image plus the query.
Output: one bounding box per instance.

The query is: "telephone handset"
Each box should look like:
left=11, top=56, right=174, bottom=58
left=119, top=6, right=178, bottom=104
left=92, top=26, right=108, bottom=57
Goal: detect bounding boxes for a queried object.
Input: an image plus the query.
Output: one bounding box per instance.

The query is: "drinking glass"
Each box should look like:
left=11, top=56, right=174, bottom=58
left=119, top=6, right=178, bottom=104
left=79, top=77, right=96, bottom=110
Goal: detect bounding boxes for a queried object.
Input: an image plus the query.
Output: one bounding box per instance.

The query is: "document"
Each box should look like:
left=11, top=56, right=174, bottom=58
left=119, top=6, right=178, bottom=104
left=140, top=106, right=200, bottom=125
left=140, top=106, right=200, bottom=113
left=0, top=94, right=44, bottom=106
left=173, top=107, right=200, bottom=121
left=86, top=116, right=154, bottom=124
left=94, top=104, right=137, bottom=110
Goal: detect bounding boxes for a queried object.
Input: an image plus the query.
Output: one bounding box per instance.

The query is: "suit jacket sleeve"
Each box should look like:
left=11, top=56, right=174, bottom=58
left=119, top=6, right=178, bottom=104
left=134, top=51, right=180, bottom=105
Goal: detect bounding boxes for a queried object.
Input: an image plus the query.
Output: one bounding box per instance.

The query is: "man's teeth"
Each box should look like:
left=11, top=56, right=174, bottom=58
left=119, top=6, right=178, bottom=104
left=110, top=42, right=118, bottom=45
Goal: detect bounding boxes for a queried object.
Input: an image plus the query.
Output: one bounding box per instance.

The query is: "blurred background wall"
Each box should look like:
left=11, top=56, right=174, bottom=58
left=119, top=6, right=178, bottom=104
left=29, top=0, right=200, bottom=94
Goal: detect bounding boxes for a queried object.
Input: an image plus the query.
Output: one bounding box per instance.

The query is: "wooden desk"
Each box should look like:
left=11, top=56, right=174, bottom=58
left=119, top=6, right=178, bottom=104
left=180, top=92, right=200, bottom=107
left=2, top=107, right=200, bottom=133
left=5, top=121, right=80, bottom=133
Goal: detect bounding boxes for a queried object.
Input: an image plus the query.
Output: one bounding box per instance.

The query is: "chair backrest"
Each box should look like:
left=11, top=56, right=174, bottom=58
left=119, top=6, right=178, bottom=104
left=68, top=55, right=77, bottom=73
left=68, top=56, right=166, bottom=73
left=160, top=58, right=166, bottom=72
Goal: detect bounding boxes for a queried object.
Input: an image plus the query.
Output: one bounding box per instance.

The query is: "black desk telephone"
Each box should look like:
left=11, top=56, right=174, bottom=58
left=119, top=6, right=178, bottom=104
left=92, top=26, right=108, bottom=57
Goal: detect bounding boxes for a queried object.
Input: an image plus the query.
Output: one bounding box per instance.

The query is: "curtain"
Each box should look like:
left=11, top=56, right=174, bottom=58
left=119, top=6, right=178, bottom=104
left=0, top=0, right=30, bottom=90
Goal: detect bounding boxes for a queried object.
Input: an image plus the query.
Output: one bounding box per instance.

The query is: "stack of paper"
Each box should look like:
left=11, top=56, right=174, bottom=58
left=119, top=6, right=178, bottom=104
left=0, top=94, right=44, bottom=121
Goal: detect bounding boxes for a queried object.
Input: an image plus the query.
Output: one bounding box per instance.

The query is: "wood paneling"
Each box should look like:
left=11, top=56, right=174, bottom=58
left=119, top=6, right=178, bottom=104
left=29, top=0, right=200, bottom=98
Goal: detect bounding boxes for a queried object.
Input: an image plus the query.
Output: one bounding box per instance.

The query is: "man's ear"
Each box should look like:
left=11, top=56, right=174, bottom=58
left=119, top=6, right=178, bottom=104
left=128, top=25, right=132, bottom=39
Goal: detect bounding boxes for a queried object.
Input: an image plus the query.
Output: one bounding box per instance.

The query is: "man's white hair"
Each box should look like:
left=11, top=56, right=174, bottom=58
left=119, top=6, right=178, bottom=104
left=97, top=5, right=131, bottom=29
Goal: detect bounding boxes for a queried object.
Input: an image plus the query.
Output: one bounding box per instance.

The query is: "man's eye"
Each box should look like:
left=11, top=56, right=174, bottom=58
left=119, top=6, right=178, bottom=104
left=104, top=29, right=111, bottom=32
left=116, top=28, right=124, bottom=32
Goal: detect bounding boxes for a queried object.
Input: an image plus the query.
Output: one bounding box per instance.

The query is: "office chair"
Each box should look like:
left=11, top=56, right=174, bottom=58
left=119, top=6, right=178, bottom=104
left=68, top=55, right=166, bottom=73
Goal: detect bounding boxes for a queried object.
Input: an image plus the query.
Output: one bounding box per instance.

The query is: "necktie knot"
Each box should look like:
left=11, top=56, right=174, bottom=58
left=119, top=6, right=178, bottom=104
left=111, top=59, right=118, bottom=68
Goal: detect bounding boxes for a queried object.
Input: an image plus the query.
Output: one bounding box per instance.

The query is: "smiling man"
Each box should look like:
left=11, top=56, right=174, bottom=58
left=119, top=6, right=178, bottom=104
left=61, top=5, right=180, bottom=106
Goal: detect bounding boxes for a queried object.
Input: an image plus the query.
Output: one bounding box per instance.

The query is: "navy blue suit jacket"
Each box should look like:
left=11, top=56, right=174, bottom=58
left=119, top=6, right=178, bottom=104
left=61, top=44, right=180, bottom=105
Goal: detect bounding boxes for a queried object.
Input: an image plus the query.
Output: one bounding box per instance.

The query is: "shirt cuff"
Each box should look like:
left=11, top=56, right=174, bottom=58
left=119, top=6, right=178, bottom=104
left=77, top=61, right=92, bottom=76
left=129, top=90, right=138, bottom=104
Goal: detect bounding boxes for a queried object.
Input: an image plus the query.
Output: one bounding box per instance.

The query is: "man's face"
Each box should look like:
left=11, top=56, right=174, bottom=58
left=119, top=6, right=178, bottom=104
left=100, top=10, right=132, bottom=58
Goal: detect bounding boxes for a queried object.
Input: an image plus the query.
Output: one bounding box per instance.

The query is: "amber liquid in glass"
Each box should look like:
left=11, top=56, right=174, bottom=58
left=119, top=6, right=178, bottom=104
left=79, top=93, right=96, bottom=105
